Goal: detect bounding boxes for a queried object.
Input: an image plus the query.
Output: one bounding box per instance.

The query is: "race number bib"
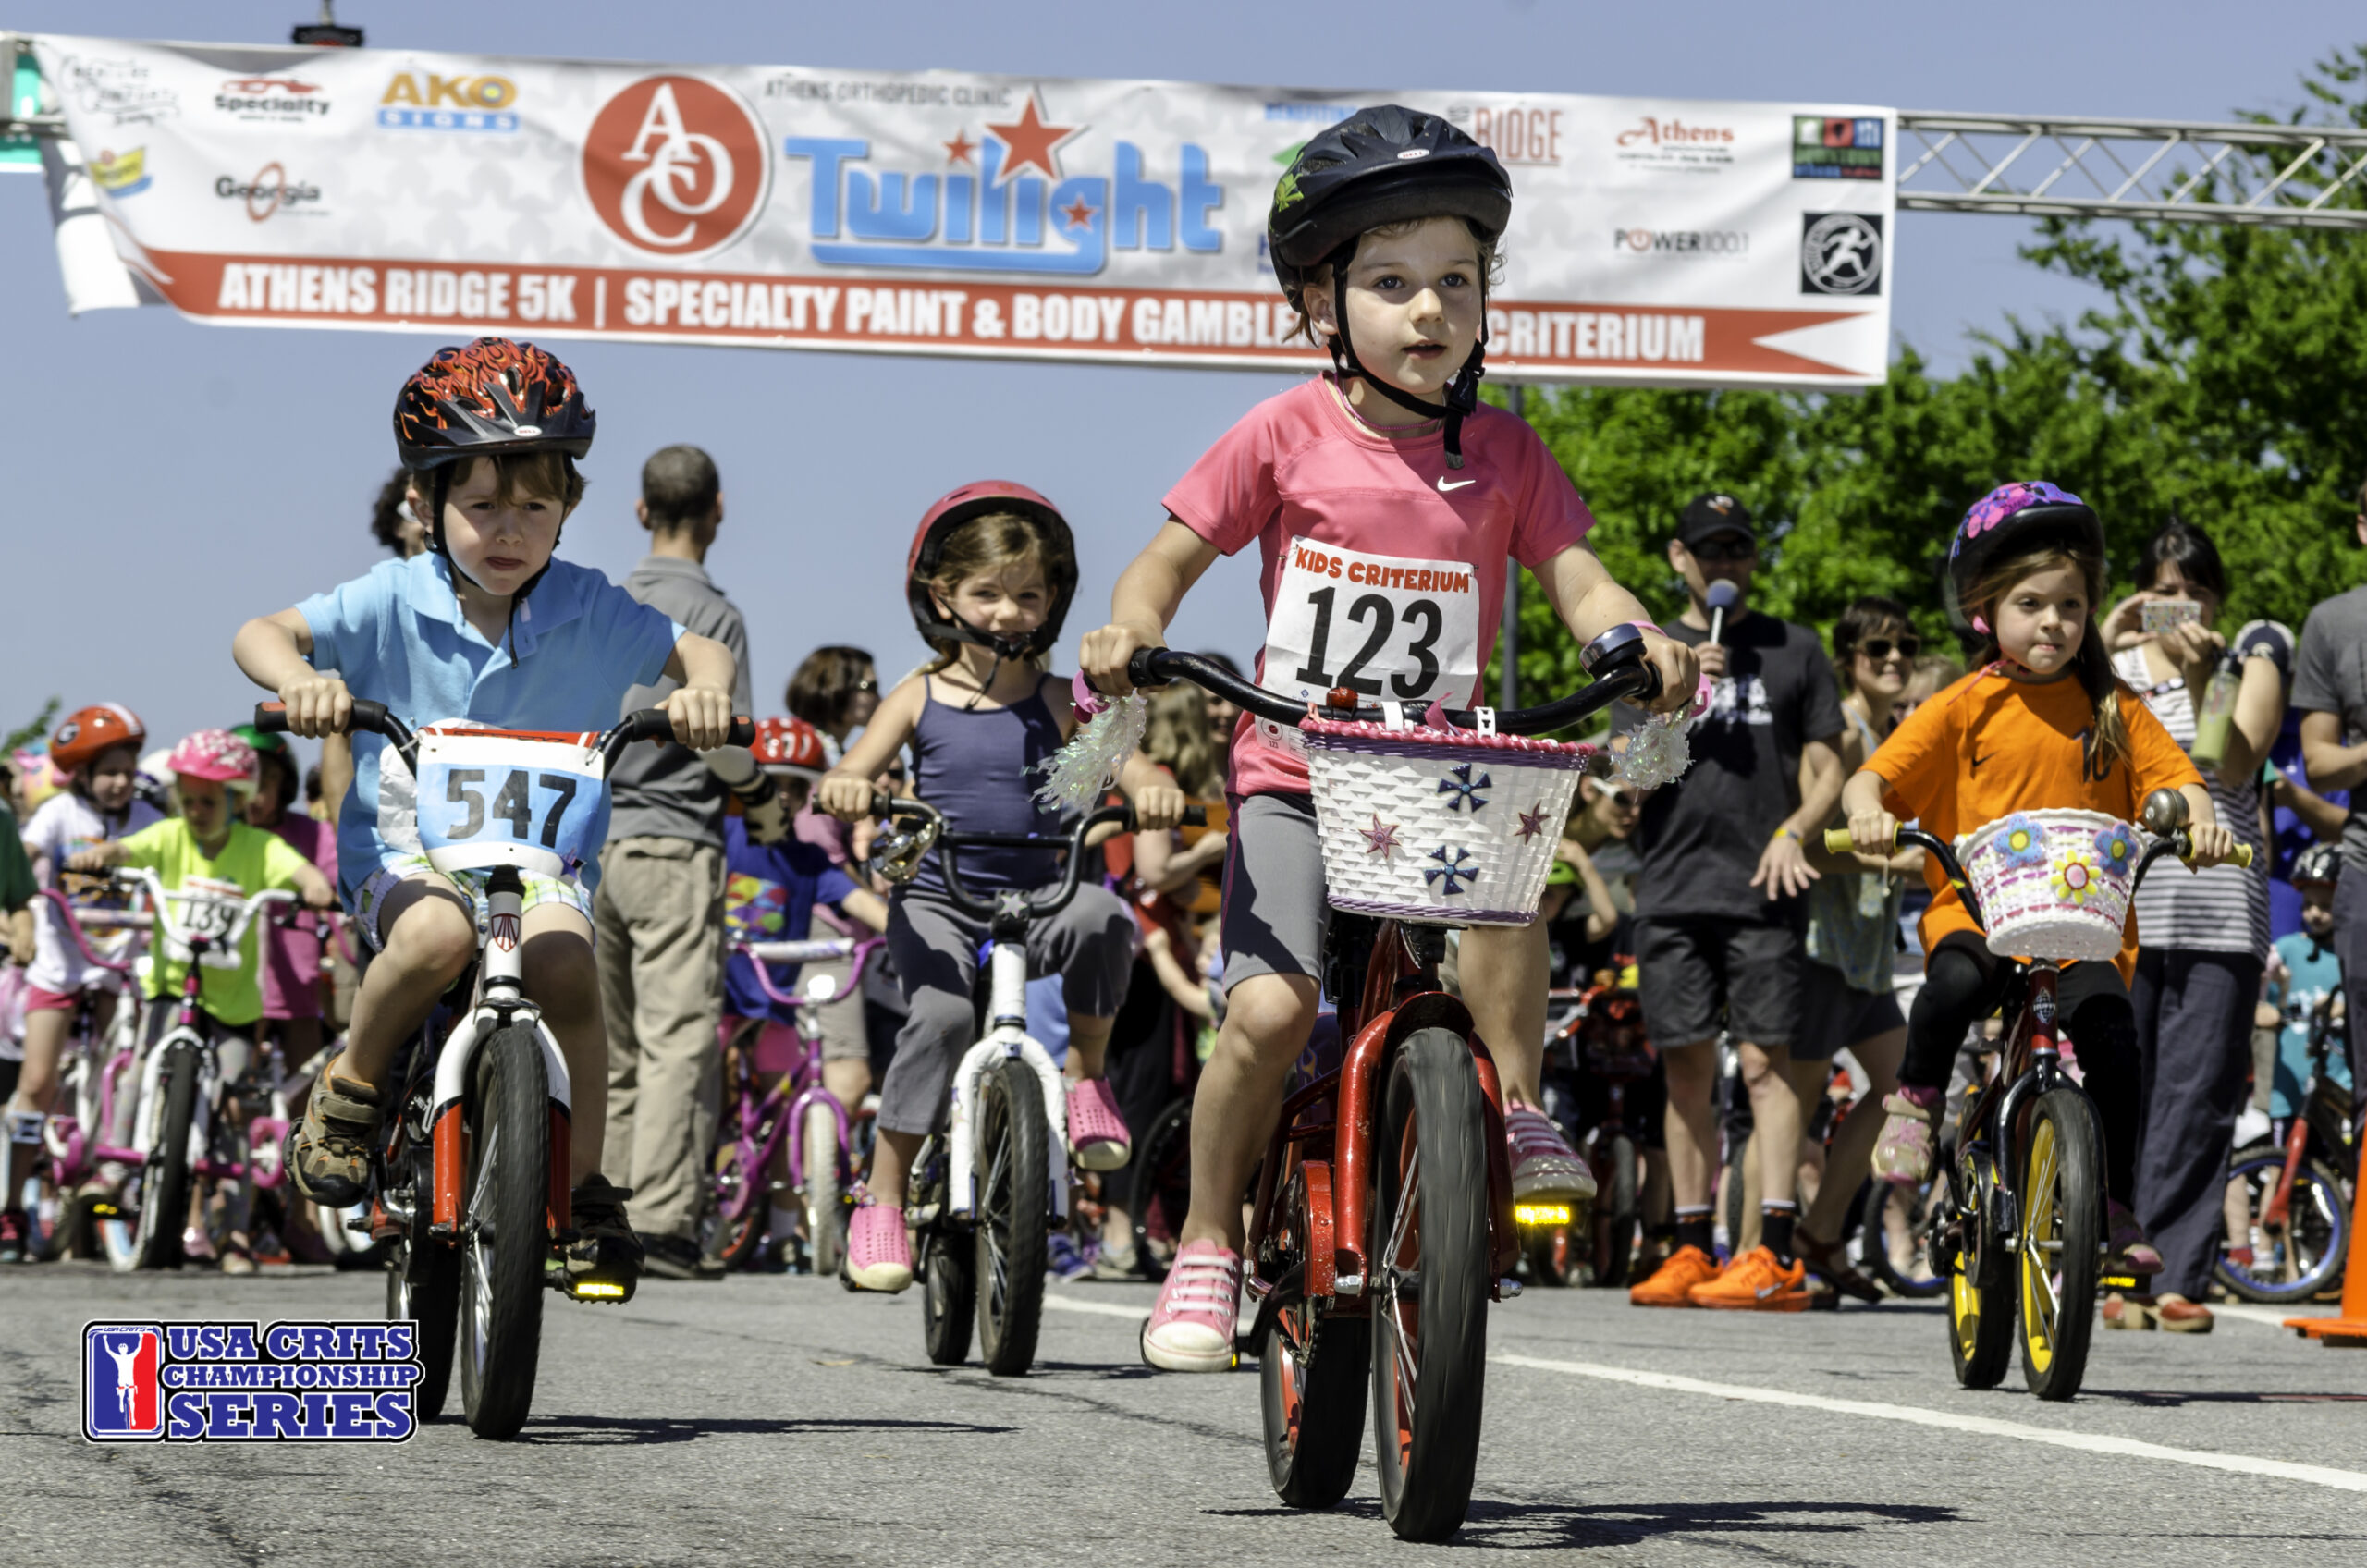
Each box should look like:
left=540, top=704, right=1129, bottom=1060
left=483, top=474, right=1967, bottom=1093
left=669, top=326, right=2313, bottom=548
left=167, top=874, right=247, bottom=969
left=411, top=729, right=607, bottom=879
left=1255, top=537, right=1484, bottom=751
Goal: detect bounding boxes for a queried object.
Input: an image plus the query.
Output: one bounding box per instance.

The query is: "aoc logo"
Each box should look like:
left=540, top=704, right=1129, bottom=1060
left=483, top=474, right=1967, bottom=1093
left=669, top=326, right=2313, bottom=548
left=380, top=72, right=520, bottom=133
left=217, top=164, right=324, bottom=222
left=583, top=75, right=771, bottom=258
left=782, top=90, right=1222, bottom=276
left=84, top=1320, right=420, bottom=1443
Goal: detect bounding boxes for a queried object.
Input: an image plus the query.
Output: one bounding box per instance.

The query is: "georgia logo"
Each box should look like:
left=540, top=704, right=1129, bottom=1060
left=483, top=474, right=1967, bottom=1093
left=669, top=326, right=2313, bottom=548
left=582, top=75, right=770, bottom=257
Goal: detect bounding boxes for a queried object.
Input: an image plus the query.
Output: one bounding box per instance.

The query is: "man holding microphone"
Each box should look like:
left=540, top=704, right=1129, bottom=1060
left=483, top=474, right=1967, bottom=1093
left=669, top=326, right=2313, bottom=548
left=1616, top=493, right=1847, bottom=1312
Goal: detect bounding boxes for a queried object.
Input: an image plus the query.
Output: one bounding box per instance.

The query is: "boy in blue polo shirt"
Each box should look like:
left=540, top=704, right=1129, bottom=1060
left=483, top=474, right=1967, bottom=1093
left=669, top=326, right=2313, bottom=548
left=231, top=338, right=741, bottom=1285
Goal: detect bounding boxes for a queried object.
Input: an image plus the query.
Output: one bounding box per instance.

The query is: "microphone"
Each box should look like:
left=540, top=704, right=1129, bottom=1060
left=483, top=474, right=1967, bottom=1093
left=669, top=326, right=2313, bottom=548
left=1706, top=579, right=1741, bottom=645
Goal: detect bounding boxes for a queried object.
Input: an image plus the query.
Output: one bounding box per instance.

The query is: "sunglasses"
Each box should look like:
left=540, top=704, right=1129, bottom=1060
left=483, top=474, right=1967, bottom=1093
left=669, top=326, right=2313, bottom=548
left=1688, top=538, right=1754, bottom=563
left=1860, top=635, right=1921, bottom=662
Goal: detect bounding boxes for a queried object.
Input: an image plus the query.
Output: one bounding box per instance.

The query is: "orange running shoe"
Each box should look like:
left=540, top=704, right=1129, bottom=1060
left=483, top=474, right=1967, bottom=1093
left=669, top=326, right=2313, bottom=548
left=1627, top=1243, right=1721, bottom=1307
left=1687, top=1245, right=1812, bottom=1312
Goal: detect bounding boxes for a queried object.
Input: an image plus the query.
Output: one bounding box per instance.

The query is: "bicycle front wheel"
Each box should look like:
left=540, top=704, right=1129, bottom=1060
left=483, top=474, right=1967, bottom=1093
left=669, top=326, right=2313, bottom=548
left=1860, top=1173, right=1948, bottom=1300
left=974, top=1057, right=1049, bottom=1377
left=804, top=1098, right=845, bottom=1280
left=459, top=1024, right=549, bottom=1439
left=1369, top=1027, right=1490, bottom=1543
left=1946, top=1158, right=2014, bottom=1389
left=2214, top=1144, right=2349, bottom=1305
left=129, top=1044, right=199, bottom=1272
left=2017, top=1088, right=2102, bottom=1401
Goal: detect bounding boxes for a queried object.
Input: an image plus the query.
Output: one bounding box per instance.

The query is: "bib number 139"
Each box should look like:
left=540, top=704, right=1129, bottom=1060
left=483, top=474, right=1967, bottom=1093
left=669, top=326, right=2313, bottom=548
left=1261, top=537, right=1483, bottom=706
left=445, top=768, right=579, bottom=848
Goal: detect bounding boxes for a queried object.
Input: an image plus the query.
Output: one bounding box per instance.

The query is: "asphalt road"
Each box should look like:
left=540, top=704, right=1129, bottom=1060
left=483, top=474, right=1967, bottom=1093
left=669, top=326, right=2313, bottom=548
left=5, top=1260, right=2365, bottom=1566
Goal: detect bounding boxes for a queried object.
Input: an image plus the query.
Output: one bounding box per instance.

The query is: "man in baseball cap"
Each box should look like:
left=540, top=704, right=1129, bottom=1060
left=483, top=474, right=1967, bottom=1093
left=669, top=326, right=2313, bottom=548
left=1674, top=491, right=1756, bottom=551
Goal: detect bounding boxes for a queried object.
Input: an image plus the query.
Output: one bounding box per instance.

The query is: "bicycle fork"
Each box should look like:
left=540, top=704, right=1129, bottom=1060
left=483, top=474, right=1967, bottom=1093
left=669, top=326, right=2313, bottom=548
left=946, top=934, right=1069, bottom=1223
left=426, top=868, right=575, bottom=1241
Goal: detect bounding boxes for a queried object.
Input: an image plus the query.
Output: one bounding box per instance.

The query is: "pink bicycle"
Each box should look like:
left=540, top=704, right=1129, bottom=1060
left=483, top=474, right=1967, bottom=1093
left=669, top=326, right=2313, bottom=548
left=707, top=936, right=884, bottom=1277
left=14, top=884, right=149, bottom=1258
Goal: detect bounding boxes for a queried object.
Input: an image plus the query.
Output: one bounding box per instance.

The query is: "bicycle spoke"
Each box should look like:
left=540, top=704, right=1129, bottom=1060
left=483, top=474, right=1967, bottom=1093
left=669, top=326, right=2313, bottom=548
left=1385, top=1145, right=1419, bottom=1268
left=1390, top=1292, right=1418, bottom=1425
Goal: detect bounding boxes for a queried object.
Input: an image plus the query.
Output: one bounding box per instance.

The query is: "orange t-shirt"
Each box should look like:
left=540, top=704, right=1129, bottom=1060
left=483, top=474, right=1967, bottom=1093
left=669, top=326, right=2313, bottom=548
left=1867, top=666, right=2202, bottom=982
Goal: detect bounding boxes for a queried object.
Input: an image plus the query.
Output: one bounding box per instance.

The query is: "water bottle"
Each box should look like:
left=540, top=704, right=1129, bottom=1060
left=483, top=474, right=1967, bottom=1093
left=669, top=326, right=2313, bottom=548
left=2189, top=651, right=2243, bottom=772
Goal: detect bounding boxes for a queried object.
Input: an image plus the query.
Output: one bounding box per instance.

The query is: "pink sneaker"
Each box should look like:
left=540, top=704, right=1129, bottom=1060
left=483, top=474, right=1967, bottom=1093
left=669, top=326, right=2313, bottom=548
left=844, top=1201, right=913, bottom=1292
left=181, top=1225, right=216, bottom=1264
left=1066, top=1078, right=1131, bottom=1172
left=1141, top=1239, right=1241, bottom=1372
left=1505, top=1105, right=1597, bottom=1205
left=2107, top=1202, right=2164, bottom=1276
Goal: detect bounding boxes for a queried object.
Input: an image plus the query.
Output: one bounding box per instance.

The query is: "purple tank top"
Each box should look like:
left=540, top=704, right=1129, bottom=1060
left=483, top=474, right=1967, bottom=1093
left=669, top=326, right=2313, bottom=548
left=910, top=677, right=1071, bottom=894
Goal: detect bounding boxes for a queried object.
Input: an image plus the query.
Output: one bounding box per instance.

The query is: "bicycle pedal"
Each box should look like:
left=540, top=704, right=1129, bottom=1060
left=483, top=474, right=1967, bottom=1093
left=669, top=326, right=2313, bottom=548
left=559, top=1271, right=636, bottom=1305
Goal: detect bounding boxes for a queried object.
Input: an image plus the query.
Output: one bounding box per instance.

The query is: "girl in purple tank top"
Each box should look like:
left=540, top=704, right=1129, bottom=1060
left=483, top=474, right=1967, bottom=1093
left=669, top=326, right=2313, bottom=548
left=817, top=484, right=1185, bottom=1292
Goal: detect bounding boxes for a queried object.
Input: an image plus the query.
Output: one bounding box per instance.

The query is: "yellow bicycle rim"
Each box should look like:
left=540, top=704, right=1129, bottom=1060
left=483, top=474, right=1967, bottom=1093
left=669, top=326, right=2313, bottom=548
left=2019, top=1118, right=2060, bottom=1374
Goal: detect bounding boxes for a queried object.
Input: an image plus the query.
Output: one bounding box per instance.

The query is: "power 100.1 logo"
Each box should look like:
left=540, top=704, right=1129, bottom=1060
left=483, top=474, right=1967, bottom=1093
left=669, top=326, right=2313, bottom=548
left=83, top=1321, right=422, bottom=1443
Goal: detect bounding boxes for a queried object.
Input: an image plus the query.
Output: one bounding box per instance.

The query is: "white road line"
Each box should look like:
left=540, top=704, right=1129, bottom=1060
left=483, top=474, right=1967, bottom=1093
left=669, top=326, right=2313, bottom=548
left=1043, top=1295, right=1257, bottom=1335
left=2211, top=1302, right=2333, bottom=1331
left=1496, top=1353, right=2367, bottom=1494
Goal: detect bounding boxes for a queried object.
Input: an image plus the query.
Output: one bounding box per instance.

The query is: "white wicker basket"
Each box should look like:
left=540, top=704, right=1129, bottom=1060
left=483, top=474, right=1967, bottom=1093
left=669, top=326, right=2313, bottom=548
left=1301, top=718, right=1600, bottom=927
left=1956, top=808, right=2140, bottom=962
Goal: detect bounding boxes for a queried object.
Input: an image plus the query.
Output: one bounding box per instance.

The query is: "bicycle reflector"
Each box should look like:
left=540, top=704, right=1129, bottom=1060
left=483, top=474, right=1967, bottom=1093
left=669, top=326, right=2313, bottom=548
left=1514, top=1203, right=1573, bottom=1226
left=569, top=1280, right=628, bottom=1300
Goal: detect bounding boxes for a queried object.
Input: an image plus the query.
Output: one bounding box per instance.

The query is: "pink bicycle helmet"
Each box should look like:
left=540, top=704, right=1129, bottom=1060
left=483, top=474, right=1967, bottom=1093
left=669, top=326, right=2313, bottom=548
left=166, top=729, right=259, bottom=788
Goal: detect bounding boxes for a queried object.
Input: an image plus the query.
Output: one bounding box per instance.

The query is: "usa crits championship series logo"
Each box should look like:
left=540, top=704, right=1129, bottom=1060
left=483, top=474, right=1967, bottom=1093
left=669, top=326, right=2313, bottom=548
left=82, top=1320, right=423, bottom=1443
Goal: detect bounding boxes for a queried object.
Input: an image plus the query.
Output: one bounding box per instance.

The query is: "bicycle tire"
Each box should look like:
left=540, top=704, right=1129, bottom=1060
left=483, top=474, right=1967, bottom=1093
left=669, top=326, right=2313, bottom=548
left=804, top=1098, right=844, bottom=1280
left=1262, top=1298, right=1371, bottom=1507
left=702, top=1135, right=765, bottom=1271
left=459, top=1024, right=548, bottom=1439
left=1130, top=1095, right=1195, bottom=1282
left=2214, top=1144, right=2349, bottom=1305
left=1858, top=1176, right=1948, bottom=1300
left=922, top=1226, right=976, bottom=1366
left=1370, top=1026, right=1490, bottom=1543
left=387, top=1141, right=460, bottom=1421
left=2017, top=1087, right=2102, bottom=1401
left=975, top=1058, right=1049, bottom=1377
left=129, top=1044, right=199, bottom=1272
left=1946, top=1155, right=2014, bottom=1389
left=1595, top=1133, right=1640, bottom=1288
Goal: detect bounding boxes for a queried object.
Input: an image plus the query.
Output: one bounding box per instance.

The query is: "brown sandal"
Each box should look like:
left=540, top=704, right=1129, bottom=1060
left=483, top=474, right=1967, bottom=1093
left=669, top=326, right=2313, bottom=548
left=1797, top=1228, right=1883, bottom=1305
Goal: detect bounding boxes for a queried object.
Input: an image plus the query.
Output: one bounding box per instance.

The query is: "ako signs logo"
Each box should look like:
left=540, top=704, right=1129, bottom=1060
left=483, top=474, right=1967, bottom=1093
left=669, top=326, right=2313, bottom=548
left=583, top=75, right=771, bottom=258
left=380, top=71, right=520, bottom=133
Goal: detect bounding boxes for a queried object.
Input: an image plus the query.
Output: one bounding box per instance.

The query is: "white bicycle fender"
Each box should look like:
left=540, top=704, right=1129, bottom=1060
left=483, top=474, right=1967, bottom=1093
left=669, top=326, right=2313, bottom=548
left=946, top=1031, right=1071, bottom=1221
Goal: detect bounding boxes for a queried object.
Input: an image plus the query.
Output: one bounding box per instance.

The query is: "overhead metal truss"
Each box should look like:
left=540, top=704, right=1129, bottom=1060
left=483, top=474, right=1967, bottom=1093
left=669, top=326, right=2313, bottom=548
left=1897, top=110, right=2367, bottom=229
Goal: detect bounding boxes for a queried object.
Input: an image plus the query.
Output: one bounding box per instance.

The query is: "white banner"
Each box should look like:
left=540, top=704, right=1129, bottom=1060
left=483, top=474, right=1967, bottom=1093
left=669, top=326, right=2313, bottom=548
left=32, top=35, right=1895, bottom=386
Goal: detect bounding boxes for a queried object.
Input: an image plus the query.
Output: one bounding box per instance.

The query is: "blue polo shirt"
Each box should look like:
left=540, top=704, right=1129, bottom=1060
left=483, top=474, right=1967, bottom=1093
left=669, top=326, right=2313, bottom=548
left=296, top=552, right=683, bottom=897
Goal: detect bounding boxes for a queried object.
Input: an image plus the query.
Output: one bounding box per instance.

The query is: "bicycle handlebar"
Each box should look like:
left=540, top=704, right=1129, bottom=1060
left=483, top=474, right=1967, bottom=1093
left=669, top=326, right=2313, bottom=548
left=33, top=887, right=144, bottom=975
left=870, top=795, right=1206, bottom=925
left=734, top=935, right=884, bottom=1010
left=1821, top=825, right=2254, bottom=937
left=1118, top=620, right=1662, bottom=736
left=105, top=867, right=300, bottom=952
left=255, top=701, right=755, bottom=769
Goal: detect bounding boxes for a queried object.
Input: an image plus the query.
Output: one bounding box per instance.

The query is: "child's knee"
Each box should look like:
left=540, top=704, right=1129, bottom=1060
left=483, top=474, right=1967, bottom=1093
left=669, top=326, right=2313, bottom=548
left=1217, top=974, right=1318, bottom=1060
left=521, top=932, right=600, bottom=1017
left=901, top=988, right=977, bottom=1056
left=379, top=890, right=476, bottom=980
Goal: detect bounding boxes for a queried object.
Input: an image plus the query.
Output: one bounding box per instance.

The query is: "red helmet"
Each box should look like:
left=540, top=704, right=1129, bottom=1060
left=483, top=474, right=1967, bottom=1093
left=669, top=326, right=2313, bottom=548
left=750, top=717, right=828, bottom=779
left=905, top=481, right=1078, bottom=661
left=394, top=337, right=595, bottom=473
left=49, top=704, right=146, bottom=776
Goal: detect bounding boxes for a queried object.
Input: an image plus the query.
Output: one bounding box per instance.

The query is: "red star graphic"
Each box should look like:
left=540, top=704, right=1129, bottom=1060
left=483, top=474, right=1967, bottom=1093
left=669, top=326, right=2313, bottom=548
left=943, top=130, right=976, bottom=166
left=1517, top=802, right=1550, bottom=842
left=1058, top=195, right=1096, bottom=232
left=986, top=93, right=1077, bottom=182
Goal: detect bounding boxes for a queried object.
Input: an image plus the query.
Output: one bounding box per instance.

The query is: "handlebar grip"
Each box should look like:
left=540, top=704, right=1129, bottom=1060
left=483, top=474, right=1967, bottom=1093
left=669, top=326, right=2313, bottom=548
left=1822, top=828, right=1858, bottom=854
left=2231, top=844, right=2254, bottom=870
left=1181, top=806, right=1208, bottom=827
left=253, top=699, right=392, bottom=737
left=253, top=702, right=288, bottom=734
left=1128, top=647, right=1170, bottom=688
left=872, top=790, right=895, bottom=819
left=727, top=717, right=755, bottom=747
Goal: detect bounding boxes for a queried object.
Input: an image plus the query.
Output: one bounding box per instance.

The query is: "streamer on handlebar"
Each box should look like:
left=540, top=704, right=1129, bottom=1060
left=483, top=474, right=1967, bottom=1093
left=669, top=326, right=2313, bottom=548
left=1030, top=673, right=1148, bottom=815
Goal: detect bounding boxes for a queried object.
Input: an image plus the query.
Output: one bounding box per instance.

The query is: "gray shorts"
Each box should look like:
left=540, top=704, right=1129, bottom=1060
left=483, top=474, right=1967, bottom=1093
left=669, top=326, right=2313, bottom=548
left=1633, top=916, right=1805, bottom=1050
left=1791, top=959, right=1907, bottom=1061
left=1218, top=793, right=1329, bottom=993
left=876, top=883, right=1135, bottom=1137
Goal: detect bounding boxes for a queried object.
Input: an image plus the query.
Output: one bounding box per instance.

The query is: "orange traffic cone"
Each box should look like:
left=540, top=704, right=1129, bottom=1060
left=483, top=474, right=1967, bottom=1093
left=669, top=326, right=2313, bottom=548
left=2287, top=1158, right=2367, bottom=1347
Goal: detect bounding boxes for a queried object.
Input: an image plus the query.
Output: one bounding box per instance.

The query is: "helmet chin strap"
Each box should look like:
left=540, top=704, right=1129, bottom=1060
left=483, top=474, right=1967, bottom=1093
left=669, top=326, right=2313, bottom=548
left=1319, top=240, right=1488, bottom=469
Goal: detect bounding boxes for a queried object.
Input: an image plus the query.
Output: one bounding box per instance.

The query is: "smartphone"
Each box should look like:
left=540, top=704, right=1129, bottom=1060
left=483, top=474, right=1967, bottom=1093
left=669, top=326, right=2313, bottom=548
left=2141, top=599, right=2202, bottom=635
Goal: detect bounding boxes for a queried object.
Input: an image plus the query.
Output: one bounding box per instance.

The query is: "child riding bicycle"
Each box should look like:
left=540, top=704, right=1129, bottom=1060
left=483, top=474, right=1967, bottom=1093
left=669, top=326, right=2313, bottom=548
left=1841, top=482, right=2237, bottom=1280
left=2, top=704, right=161, bottom=1261
left=231, top=337, right=743, bottom=1289
left=1076, top=105, right=1697, bottom=1370
left=67, top=729, right=337, bottom=1269
left=817, top=483, right=1184, bottom=1293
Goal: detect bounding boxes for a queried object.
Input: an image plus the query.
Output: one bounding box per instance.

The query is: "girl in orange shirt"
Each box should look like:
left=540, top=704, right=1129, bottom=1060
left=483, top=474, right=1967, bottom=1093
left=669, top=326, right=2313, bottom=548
left=1840, top=482, right=2235, bottom=1273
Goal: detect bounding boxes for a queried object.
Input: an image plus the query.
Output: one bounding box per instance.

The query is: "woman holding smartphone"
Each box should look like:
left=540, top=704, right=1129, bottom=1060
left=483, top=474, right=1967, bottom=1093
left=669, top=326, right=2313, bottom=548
left=2098, top=518, right=2290, bottom=1332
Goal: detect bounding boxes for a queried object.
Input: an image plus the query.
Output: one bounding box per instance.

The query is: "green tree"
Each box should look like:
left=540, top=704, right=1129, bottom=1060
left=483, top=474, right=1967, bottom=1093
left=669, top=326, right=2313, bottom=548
left=1490, top=41, right=2367, bottom=709
left=4, top=697, right=59, bottom=760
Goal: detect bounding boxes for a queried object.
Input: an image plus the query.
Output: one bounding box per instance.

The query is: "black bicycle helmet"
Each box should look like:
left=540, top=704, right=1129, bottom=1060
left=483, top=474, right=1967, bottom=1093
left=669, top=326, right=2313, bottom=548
left=393, top=337, right=595, bottom=601
left=2294, top=841, right=2342, bottom=887
left=1942, top=482, right=2107, bottom=636
left=1269, top=105, right=1512, bottom=468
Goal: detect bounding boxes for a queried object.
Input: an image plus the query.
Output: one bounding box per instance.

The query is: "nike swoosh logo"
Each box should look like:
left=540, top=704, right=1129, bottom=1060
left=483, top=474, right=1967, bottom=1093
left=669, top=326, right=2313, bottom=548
left=1969, top=753, right=1990, bottom=770
left=1756, top=1284, right=1781, bottom=1298
left=1437, top=477, right=1477, bottom=492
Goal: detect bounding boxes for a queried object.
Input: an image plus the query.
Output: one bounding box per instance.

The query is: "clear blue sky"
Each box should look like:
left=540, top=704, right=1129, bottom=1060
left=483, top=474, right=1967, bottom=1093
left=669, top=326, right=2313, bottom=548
left=6, top=0, right=2361, bottom=769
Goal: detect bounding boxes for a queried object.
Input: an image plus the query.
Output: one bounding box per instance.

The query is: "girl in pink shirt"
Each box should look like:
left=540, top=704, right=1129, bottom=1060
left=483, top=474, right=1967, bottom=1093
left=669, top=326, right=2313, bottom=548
left=1080, top=105, right=1697, bottom=1371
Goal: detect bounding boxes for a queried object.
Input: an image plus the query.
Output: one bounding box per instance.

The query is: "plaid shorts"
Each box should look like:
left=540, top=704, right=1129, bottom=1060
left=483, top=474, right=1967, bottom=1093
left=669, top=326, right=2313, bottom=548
left=351, top=855, right=594, bottom=953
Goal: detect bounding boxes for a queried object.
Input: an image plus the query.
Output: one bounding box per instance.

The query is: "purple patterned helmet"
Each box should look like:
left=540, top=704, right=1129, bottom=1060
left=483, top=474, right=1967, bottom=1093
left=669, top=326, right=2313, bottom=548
left=1944, top=481, right=2104, bottom=634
